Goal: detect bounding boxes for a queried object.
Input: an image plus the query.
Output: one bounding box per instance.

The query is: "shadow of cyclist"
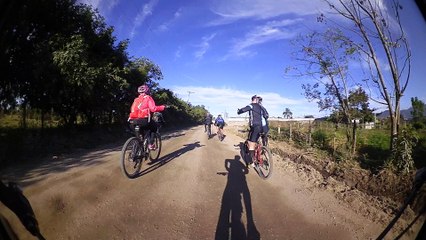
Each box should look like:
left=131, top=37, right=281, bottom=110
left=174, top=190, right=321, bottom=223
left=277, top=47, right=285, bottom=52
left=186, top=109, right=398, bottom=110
left=235, top=142, right=251, bottom=168
left=135, top=141, right=204, bottom=178
left=215, top=155, right=260, bottom=240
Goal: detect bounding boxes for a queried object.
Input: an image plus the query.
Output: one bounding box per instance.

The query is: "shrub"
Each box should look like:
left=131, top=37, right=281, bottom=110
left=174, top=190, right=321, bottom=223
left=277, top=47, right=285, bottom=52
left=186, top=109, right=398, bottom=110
left=312, top=129, right=330, bottom=149
left=389, top=127, right=418, bottom=174
left=413, top=133, right=426, bottom=168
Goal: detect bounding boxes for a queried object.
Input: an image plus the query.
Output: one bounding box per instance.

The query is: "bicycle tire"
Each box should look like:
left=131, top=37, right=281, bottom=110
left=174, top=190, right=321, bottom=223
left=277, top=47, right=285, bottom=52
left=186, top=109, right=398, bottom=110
left=218, top=130, right=223, bottom=141
left=257, top=146, right=273, bottom=179
left=149, top=133, right=162, bottom=161
left=120, top=137, right=142, bottom=178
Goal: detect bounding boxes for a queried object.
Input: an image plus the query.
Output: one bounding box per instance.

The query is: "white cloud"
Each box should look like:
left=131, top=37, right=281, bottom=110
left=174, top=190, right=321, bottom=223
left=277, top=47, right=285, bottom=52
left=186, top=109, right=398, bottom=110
left=130, top=0, right=158, bottom=38
left=174, top=46, right=182, bottom=60
left=77, top=0, right=119, bottom=16
left=209, top=0, right=327, bottom=26
left=158, top=8, right=183, bottom=32
left=194, top=33, right=217, bottom=60
left=223, top=18, right=302, bottom=60
left=170, top=86, right=320, bottom=118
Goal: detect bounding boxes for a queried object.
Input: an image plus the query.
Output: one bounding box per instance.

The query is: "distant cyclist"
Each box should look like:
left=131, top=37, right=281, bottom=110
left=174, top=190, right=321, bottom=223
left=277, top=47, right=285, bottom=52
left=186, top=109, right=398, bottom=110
left=128, top=84, right=167, bottom=150
left=204, top=112, right=213, bottom=133
left=237, top=95, right=266, bottom=168
left=257, top=96, right=269, bottom=146
left=214, top=114, right=226, bottom=140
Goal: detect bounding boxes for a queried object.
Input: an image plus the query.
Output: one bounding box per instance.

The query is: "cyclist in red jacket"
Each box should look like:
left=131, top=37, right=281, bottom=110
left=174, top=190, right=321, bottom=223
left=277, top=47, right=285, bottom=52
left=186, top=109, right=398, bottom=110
left=128, top=84, right=166, bottom=149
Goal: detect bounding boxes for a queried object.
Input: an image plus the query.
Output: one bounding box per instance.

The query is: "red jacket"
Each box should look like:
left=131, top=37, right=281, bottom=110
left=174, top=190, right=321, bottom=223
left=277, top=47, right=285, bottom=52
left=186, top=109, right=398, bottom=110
left=128, top=94, right=165, bottom=119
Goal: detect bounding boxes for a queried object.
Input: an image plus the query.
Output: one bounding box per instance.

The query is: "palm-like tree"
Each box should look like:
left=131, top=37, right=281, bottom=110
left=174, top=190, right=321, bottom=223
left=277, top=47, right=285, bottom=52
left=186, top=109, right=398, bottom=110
left=283, top=108, right=293, bottom=119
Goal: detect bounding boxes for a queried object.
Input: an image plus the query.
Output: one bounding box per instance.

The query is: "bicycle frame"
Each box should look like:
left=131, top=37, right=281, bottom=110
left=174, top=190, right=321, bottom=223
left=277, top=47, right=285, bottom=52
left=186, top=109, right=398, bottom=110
left=244, top=139, right=262, bottom=164
left=133, top=125, right=152, bottom=157
left=243, top=135, right=272, bottom=179
left=254, top=142, right=264, bottom=165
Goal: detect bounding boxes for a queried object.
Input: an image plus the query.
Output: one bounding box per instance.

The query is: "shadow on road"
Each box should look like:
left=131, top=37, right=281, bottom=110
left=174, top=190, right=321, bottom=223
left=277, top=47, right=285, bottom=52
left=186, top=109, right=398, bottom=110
left=215, top=155, right=260, bottom=240
left=0, top=143, right=122, bottom=187
left=134, top=141, right=204, bottom=178
left=235, top=141, right=250, bottom=167
left=161, top=132, right=185, bottom=141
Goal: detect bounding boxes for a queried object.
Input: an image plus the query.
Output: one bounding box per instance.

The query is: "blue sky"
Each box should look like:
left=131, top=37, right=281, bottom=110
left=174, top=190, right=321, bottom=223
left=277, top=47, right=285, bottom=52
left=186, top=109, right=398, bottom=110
left=79, top=0, right=426, bottom=118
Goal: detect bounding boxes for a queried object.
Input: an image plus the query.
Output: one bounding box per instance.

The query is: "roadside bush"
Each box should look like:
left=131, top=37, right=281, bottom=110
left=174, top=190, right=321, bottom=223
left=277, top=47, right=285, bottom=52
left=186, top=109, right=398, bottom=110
left=357, top=130, right=390, bottom=170
left=412, top=122, right=425, bottom=130
left=389, top=127, right=418, bottom=174
left=312, top=129, right=331, bottom=149
left=413, top=130, right=426, bottom=168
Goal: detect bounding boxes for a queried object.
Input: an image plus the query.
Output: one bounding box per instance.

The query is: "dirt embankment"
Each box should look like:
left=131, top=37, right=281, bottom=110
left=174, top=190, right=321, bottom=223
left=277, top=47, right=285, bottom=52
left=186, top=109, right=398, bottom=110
left=267, top=139, right=426, bottom=235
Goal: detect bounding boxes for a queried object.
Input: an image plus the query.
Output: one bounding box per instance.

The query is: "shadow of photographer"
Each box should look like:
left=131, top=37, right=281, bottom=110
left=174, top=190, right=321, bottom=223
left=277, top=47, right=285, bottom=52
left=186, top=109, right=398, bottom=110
left=215, top=155, right=260, bottom=240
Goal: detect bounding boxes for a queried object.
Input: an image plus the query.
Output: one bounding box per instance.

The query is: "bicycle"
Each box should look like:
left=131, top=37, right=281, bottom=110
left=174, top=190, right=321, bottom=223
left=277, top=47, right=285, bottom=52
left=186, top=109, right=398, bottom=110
left=217, top=127, right=224, bottom=141
left=120, top=120, right=162, bottom=178
left=243, top=133, right=273, bottom=179
left=215, top=123, right=225, bottom=141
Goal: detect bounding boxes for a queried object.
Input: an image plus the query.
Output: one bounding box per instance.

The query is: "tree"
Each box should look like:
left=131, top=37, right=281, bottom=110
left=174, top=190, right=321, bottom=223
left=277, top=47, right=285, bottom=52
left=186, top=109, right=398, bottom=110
left=283, top=108, right=293, bottom=119
left=411, top=97, right=425, bottom=129
left=0, top=0, right=132, bottom=126
left=348, top=87, right=375, bottom=123
left=290, top=28, right=359, bottom=155
left=322, top=0, right=411, bottom=151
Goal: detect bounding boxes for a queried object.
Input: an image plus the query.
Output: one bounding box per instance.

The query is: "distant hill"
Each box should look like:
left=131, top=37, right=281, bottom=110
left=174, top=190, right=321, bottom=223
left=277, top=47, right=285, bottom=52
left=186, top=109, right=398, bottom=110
left=376, top=106, right=426, bottom=120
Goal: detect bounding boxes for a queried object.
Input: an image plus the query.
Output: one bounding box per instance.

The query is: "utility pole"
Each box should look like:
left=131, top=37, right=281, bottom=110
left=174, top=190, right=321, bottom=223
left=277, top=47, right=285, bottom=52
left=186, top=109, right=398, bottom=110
left=187, top=91, right=194, bottom=104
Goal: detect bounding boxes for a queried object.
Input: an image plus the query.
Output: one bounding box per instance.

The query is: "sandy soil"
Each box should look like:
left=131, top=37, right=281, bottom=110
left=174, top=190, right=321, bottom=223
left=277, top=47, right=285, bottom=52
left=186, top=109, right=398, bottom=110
left=0, top=125, right=423, bottom=239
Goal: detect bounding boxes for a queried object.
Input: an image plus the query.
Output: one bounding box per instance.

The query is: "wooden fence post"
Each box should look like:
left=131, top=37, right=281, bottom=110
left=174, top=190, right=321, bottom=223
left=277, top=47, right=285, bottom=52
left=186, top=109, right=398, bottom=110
left=333, top=136, right=336, bottom=155
left=308, top=120, right=312, bottom=145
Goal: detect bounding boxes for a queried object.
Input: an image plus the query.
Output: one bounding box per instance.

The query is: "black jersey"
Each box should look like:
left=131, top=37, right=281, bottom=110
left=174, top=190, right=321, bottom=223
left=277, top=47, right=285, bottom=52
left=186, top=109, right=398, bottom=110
left=204, top=114, right=212, bottom=124
left=237, top=103, right=263, bottom=126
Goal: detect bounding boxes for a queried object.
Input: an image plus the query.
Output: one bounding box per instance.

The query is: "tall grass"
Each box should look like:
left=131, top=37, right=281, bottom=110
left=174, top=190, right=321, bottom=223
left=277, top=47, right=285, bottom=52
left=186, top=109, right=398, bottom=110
left=267, top=120, right=426, bottom=172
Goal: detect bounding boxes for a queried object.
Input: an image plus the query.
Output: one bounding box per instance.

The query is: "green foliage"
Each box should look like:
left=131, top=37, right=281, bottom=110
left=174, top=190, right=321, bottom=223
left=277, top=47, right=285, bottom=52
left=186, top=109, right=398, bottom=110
left=357, top=130, right=391, bottom=170
left=411, top=97, right=425, bottom=123
left=282, top=108, right=293, bottom=119
left=413, top=129, right=426, bottom=168
left=411, top=97, right=425, bottom=130
left=389, top=127, right=418, bottom=174
left=0, top=0, right=207, bottom=167
left=312, top=129, right=331, bottom=149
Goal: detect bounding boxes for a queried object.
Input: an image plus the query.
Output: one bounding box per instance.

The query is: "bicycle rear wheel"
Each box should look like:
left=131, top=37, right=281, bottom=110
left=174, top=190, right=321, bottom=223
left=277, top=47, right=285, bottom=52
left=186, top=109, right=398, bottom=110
left=257, top=146, right=273, bottom=179
left=218, top=130, right=223, bottom=141
left=149, top=133, right=162, bottom=162
left=207, top=125, right=212, bottom=138
left=121, top=137, right=142, bottom=178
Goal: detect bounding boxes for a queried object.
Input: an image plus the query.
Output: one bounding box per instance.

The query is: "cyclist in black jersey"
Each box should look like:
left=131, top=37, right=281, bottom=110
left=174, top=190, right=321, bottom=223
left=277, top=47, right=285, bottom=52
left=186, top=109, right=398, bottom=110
left=257, top=96, right=269, bottom=146
left=237, top=95, right=265, bottom=168
left=204, top=113, right=213, bottom=132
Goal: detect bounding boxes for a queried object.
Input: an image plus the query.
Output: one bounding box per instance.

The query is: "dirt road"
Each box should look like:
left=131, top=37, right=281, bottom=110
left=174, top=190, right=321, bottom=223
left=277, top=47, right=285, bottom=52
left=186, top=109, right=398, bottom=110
left=0, top=126, right=416, bottom=239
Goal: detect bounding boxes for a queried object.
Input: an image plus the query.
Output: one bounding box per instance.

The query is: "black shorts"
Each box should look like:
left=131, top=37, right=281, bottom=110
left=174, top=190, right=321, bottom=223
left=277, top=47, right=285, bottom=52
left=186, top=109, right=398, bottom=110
left=216, top=123, right=224, bottom=129
left=248, top=125, right=262, bottom=143
left=129, top=118, right=157, bottom=134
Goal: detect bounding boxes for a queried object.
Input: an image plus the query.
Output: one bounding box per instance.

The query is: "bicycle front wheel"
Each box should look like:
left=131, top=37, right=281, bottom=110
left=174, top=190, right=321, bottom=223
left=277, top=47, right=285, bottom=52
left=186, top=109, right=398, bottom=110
left=121, top=137, right=142, bottom=178
left=149, top=133, right=162, bottom=162
left=258, top=146, right=273, bottom=179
